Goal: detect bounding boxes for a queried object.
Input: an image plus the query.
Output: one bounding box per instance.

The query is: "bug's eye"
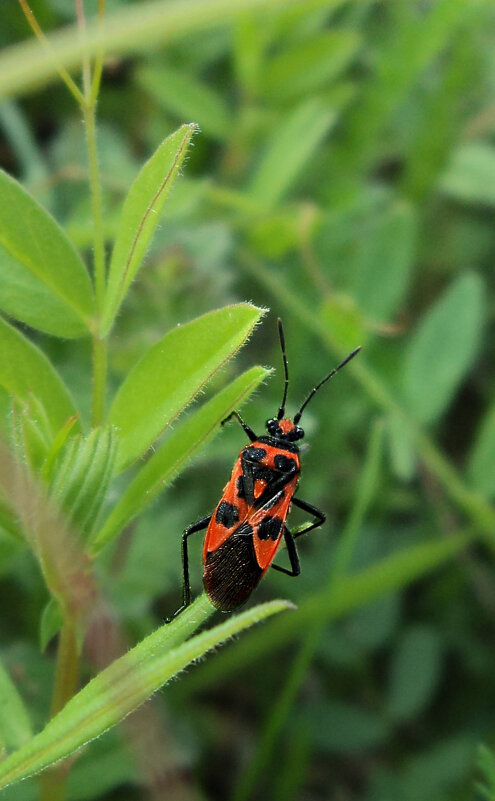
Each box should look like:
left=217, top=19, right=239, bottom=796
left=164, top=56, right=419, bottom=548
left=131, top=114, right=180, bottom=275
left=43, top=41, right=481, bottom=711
left=266, top=418, right=277, bottom=431
left=294, top=427, right=304, bottom=440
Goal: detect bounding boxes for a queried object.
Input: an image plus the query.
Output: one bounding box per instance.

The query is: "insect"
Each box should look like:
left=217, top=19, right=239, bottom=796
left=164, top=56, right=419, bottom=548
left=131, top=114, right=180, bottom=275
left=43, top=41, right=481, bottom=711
left=171, top=320, right=361, bottom=617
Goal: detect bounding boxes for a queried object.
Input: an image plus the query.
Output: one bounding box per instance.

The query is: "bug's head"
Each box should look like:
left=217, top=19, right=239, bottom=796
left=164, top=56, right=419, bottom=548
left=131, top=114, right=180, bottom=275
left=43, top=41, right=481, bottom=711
left=266, top=417, right=305, bottom=442
left=271, top=319, right=361, bottom=440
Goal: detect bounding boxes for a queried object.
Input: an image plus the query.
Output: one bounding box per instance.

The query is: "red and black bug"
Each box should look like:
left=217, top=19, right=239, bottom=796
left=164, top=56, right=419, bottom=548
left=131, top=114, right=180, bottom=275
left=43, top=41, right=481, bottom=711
left=171, top=320, right=360, bottom=616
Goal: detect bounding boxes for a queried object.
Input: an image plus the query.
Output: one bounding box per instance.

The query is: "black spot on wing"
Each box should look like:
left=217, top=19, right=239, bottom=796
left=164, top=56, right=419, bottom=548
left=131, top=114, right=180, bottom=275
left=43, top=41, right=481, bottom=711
left=257, top=516, right=284, bottom=541
left=236, top=475, right=246, bottom=499
left=215, top=501, right=239, bottom=528
left=274, top=454, right=297, bottom=472
left=204, top=528, right=262, bottom=611
left=243, top=446, right=267, bottom=462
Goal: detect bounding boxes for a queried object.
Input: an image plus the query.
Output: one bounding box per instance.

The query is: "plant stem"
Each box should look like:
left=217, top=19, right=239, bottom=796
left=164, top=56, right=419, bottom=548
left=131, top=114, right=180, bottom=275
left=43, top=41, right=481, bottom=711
left=83, top=100, right=108, bottom=426
left=16, top=0, right=85, bottom=105
left=40, top=621, right=80, bottom=801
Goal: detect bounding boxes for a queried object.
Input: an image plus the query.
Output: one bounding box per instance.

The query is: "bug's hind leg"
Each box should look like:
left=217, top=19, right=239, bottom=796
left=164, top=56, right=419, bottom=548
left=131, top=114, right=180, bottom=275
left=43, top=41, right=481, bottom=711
left=291, top=497, right=326, bottom=538
left=271, top=498, right=325, bottom=577
left=221, top=411, right=258, bottom=442
left=166, top=515, right=211, bottom=622
left=271, top=527, right=300, bottom=577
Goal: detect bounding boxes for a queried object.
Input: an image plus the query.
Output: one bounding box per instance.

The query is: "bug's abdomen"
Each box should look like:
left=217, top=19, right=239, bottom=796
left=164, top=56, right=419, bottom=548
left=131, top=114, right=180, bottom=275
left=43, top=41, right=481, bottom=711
left=203, top=525, right=262, bottom=611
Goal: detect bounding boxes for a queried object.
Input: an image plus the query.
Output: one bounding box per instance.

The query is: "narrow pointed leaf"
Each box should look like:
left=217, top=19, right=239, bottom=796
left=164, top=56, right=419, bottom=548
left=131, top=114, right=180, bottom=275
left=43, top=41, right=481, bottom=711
left=108, top=304, right=264, bottom=471
left=101, top=124, right=197, bottom=334
left=0, top=597, right=293, bottom=789
left=92, top=366, right=269, bottom=553
left=0, top=316, right=79, bottom=435
left=0, top=170, right=94, bottom=338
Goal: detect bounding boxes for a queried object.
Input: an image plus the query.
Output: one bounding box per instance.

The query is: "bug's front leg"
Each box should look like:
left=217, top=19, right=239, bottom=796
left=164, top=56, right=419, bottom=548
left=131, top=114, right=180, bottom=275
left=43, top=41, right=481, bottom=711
left=167, top=515, right=211, bottom=622
left=290, top=496, right=326, bottom=538
left=221, top=410, right=258, bottom=442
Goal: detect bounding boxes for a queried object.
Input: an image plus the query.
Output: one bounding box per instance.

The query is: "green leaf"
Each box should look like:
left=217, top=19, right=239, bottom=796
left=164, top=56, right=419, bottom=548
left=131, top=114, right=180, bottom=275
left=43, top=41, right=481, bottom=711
left=0, top=658, right=33, bottom=751
left=101, top=124, right=197, bottom=335
left=386, top=625, right=442, bottom=722
left=402, top=273, right=485, bottom=424
left=10, top=397, right=52, bottom=475
left=439, top=142, right=495, bottom=208
left=91, top=365, right=269, bottom=554
left=39, top=598, right=64, bottom=653
left=0, top=169, right=94, bottom=338
left=352, top=202, right=417, bottom=322
left=108, top=304, right=264, bottom=471
left=0, top=316, right=79, bottom=435
left=468, top=403, right=495, bottom=499
left=138, top=65, right=231, bottom=140
left=0, top=596, right=292, bottom=789
left=248, top=97, right=342, bottom=210
left=261, top=30, right=360, bottom=102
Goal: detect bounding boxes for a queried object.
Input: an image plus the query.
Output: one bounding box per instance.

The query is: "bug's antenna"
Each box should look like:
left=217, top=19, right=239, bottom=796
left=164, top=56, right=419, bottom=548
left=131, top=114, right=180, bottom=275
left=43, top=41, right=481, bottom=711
left=293, top=346, right=361, bottom=425
left=276, top=318, right=290, bottom=420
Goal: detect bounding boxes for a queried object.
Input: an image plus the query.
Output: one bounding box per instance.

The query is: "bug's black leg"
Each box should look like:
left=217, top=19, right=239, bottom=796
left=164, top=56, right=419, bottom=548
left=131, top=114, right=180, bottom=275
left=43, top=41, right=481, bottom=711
left=291, top=497, right=326, bottom=538
left=271, top=526, right=300, bottom=576
left=167, top=515, right=211, bottom=622
left=221, top=410, right=258, bottom=442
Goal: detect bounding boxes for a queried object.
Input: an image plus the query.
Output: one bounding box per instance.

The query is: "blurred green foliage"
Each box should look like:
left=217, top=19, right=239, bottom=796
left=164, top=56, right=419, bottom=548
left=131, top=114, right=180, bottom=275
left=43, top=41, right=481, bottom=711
left=1, top=0, right=495, bottom=799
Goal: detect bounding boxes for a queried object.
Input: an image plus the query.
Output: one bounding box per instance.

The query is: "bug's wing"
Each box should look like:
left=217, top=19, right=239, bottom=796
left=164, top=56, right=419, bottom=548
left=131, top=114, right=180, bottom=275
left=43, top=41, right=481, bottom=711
left=250, top=476, right=298, bottom=572
left=203, top=458, right=249, bottom=556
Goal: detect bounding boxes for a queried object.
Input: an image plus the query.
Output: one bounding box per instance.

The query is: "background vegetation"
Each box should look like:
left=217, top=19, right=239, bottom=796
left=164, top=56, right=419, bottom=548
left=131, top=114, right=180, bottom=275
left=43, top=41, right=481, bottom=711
left=1, top=0, right=495, bottom=799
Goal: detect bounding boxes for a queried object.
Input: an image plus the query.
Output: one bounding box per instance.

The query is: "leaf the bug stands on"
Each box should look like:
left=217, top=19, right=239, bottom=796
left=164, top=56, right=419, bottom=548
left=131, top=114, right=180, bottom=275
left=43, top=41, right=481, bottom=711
left=0, top=597, right=293, bottom=790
